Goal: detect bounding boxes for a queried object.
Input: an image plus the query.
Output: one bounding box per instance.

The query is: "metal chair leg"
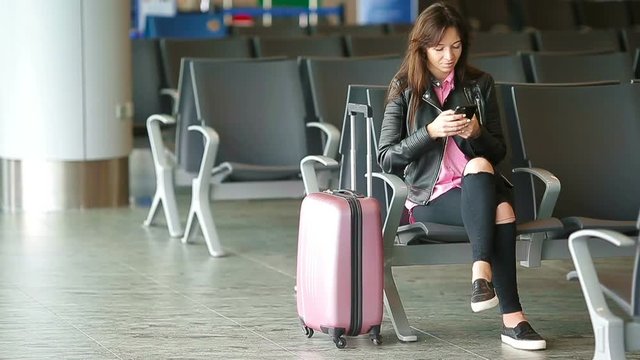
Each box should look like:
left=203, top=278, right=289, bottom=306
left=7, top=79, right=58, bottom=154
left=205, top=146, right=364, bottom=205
left=181, top=125, right=225, bottom=257
left=384, top=266, right=417, bottom=342
left=143, top=115, right=183, bottom=237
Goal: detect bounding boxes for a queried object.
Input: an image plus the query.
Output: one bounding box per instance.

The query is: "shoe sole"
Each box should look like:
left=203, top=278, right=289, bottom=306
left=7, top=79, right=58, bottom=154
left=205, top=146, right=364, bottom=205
left=501, top=335, right=547, bottom=350
left=471, top=296, right=499, bottom=312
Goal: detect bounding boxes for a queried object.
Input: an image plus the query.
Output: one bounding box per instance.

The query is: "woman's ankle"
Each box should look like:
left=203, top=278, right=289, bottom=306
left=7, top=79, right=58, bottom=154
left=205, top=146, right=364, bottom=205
left=503, top=311, right=527, bottom=328
left=472, top=260, right=492, bottom=282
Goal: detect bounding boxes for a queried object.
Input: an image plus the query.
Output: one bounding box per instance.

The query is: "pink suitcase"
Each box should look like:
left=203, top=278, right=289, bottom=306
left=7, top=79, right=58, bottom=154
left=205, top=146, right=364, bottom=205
left=296, top=103, right=384, bottom=349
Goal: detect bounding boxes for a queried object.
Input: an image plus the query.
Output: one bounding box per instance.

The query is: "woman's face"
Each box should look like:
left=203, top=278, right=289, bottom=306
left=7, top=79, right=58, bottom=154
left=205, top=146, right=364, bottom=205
left=426, top=26, right=462, bottom=81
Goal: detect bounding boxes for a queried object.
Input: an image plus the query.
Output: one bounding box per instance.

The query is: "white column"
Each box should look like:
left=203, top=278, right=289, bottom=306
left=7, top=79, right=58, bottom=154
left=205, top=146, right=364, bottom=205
left=0, top=0, right=132, bottom=211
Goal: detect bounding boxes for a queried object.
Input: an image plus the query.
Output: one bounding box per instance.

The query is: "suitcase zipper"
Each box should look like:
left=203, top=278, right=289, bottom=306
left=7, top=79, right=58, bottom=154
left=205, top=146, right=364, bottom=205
left=352, top=196, right=363, bottom=336
left=332, top=191, right=363, bottom=336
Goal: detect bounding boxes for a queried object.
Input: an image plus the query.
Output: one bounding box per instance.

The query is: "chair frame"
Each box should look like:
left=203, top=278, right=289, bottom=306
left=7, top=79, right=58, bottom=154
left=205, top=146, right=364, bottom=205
left=143, top=116, right=226, bottom=257
left=178, top=58, right=340, bottom=200
left=181, top=125, right=225, bottom=257
left=300, top=88, right=565, bottom=341
left=568, top=228, right=640, bottom=359
left=143, top=114, right=183, bottom=238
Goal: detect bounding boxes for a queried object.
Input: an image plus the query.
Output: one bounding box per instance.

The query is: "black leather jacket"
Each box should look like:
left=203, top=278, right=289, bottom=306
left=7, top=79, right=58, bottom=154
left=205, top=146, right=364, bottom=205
left=377, top=72, right=507, bottom=205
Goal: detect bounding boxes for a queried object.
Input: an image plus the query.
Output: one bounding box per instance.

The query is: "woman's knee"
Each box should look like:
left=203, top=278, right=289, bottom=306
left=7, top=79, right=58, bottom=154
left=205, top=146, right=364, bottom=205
left=463, top=157, right=494, bottom=176
left=496, top=202, right=516, bottom=224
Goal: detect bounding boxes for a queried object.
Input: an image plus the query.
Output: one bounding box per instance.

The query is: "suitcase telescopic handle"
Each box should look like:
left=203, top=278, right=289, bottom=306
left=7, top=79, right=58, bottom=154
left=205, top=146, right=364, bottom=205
left=347, top=103, right=373, bottom=118
left=347, top=102, right=374, bottom=197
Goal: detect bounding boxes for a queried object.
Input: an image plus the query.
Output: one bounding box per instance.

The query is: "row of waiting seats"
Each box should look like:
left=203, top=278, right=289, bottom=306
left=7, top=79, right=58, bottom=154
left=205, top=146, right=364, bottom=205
left=140, top=53, right=640, bottom=357
left=132, top=28, right=640, bottom=128
left=146, top=55, right=639, bottom=228
left=300, top=81, right=639, bottom=357
left=135, top=51, right=640, bottom=134
left=422, top=0, right=640, bottom=32
left=168, top=53, right=639, bottom=178
left=172, top=56, right=401, bottom=175
left=468, top=28, right=640, bottom=54
left=227, top=23, right=405, bottom=38
left=136, top=47, right=640, bottom=203
left=471, top=51, right=638, bottom=84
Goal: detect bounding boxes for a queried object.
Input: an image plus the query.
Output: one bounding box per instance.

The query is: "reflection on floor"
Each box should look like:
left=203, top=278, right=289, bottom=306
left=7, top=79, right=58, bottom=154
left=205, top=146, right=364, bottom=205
left=0, top=148, right=637, bottom=359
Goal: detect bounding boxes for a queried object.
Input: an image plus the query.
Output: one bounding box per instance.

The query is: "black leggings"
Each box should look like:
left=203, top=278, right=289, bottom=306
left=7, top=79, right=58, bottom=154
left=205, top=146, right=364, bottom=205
left=411, top=172, right=522, bottom=314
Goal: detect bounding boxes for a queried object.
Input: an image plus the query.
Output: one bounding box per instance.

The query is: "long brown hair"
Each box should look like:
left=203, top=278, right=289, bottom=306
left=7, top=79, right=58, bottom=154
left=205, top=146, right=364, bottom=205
left=388, top=2, right=473, bottom=127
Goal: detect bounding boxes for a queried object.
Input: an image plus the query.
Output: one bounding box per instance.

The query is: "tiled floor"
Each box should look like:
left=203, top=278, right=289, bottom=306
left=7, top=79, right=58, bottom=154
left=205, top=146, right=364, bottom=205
left=0, top=149, right=638, bottom=359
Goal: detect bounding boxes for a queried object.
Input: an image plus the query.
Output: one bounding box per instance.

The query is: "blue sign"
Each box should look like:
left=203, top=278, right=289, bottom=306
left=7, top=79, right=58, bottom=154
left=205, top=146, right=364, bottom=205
left=357, top=0, right=417, bottom=24
left=144, top=13, right=227, bottom=38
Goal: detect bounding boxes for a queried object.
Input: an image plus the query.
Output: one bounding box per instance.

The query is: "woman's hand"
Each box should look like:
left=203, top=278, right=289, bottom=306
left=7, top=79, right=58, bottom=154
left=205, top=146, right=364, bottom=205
left=426, top=110, right=472, bottom=139
left=457, top=114, right=480, bottom=139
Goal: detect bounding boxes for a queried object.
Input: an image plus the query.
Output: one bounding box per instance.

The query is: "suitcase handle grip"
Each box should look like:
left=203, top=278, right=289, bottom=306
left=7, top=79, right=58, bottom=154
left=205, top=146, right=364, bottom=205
left=347, top=103, right=373, bottom=118
left=329, top=189, right=363, bottom=198
left=346, top=102, right=374, bottom=197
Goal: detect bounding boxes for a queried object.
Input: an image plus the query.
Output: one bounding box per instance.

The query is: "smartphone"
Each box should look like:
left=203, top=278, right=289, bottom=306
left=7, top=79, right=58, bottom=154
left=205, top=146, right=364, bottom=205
left=454, top=104, right=477, bottom=119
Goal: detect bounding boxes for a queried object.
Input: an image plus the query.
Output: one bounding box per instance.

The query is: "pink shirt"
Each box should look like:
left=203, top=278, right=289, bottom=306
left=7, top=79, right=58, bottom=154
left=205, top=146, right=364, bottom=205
left=407, top=71, right=469, bottom=220
left=429, top=72, right=469, bottom=201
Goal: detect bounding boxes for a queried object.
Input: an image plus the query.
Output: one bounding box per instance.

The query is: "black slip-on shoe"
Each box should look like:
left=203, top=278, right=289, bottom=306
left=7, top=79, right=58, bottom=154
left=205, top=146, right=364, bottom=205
left=501, top=321, right=547, bottom=350
left=471, top=278, right=499, bottom=312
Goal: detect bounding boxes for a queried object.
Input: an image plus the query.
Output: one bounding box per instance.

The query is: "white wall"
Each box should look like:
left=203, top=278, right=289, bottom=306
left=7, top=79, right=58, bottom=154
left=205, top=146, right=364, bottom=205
left=0, top=0, right=131, bottom=161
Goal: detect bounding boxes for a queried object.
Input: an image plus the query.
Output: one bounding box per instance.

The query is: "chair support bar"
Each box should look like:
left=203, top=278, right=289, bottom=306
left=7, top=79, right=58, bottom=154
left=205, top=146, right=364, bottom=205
left=569, top=229, right=638, bottom=358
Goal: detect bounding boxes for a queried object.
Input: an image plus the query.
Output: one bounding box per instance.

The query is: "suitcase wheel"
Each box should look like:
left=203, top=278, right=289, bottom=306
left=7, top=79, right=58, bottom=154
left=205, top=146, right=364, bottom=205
left=302, top=326, right=314, bottom=338
left=371, top=335, right=382, bottom=345
left=333, top=336, right=346, bottom=349
left=369, top=326, right=382, bottom=345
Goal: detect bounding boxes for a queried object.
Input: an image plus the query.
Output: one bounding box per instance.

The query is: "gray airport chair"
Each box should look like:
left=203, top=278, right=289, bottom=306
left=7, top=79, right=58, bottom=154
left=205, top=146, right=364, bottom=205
left=527, top=52, right=634, bottom=83
left=621, top=28, right=640, bottom=53
left=515, top=0, right=578, bottom=31
left=470, top=54, right=528, bottom=83
left=159, top=37, right=255, bottom=89
left=189, top=58, right=338, bottom=200
left=300, top=56, right=401, bottom=187
left=132, top=39, right=166, bottom=133
left=172, top=57, right=305, bottom=175
left=511, top=82, right=640, bottom=233
left=462, top=0, right=513, bottom=31
left=493, top=81, right=619, bottom=225
left=301, top=56, right=402, bottom=135
left=495, top=80, right=635, bottom=268
left=316, top=82, right=640, bottom=343
left=310, top=24, right=387, bottom=36
left=301, top=84, right=564, bottom=342
left=578, top=0, right=633, bottom=30
left=254, top=35, right=347, bottom=58
left=346, top=34, right=408, bottom=57
left=534, top=29, right=622, bottom=53
left=469, top=31, right=535, bottom=55
left=568, top=211, right=640, bottom=359
left=229, top=24, right=309, bottom=37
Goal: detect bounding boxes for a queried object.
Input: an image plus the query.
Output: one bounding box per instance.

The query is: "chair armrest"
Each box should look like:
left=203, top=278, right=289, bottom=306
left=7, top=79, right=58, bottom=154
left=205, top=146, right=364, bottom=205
left=147, top=114, right=177, bottom=168
left=160, top=88, right=179, bottom=116
left=513, top=167, right=561, bottom=220
left=300, top=155, right=340, bottom=194
left=306, top=122, right=340, bottom=159
left=371, top=172, right=408, bottom=251
left=569, top=229, right=636, bottom=319
left=188, top=125, right=220, bottom=186
left=211, top=162, right=233, bottom=184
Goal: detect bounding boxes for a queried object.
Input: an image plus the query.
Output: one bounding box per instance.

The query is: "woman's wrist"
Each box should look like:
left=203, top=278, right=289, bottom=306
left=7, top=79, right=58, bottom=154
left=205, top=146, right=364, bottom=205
left=426, top=123, right=437, bottom=139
